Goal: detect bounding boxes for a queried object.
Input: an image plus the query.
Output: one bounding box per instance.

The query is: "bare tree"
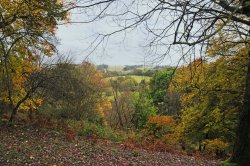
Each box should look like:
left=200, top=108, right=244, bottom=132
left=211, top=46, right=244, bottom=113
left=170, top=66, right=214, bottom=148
left=69, top=0, right=250, bottom=164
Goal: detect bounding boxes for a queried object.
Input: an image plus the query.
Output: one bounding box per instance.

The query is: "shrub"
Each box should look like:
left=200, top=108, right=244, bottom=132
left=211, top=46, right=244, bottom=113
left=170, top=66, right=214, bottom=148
left=202, top=139, right=229, bottom=157
left=67, top=119, right=129, bottom=142
left=146, top=115, right=175, bottom=138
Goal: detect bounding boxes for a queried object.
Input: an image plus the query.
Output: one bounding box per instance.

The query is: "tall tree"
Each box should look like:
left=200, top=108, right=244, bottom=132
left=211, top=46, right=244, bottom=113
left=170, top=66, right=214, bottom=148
left=0, top=0, right=68, bottom=122
left=171, top=49, right=247, bottom=154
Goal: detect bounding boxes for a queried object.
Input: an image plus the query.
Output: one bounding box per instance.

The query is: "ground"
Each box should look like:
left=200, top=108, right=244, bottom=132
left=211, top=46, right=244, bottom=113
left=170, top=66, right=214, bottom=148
left=0, top=125, right=220, bottom=166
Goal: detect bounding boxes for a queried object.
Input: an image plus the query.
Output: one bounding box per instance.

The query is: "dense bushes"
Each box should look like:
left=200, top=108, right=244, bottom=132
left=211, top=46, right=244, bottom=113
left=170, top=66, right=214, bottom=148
left=40, top=61, right=105, bottom=122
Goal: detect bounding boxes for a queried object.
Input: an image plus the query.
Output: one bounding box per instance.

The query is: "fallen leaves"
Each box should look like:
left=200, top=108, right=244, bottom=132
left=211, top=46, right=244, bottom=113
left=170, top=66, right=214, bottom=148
left=0, top=125, right=220, bottom=166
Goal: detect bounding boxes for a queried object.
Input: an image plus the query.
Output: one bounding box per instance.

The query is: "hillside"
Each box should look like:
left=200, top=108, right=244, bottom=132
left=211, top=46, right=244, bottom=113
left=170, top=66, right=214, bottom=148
left=0, top=125, right=220, bottom=166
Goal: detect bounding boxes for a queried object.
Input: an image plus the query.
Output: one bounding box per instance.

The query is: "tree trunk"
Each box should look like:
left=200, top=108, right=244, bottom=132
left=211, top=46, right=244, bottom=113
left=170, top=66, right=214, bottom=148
left=230, top=51, right=250, bottom=166
left=9, top=107, right=17, bottom=123
left=9, top=91, right=31, bottom=123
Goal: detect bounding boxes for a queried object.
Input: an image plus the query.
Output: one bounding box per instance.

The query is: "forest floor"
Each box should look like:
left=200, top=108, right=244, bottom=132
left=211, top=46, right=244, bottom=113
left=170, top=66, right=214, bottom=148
left=0, top=125, right=221, bottom=166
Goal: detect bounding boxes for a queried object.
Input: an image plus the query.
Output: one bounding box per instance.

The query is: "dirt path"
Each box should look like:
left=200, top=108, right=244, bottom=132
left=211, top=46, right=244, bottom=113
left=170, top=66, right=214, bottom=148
left=0, top=125, right=220, bottom=166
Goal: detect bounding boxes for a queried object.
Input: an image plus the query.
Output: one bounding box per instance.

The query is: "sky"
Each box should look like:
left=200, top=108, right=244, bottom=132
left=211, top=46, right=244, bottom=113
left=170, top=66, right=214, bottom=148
left=56, top=23, right=147, bottom=66
left=55, top=10, right=183, bottom=66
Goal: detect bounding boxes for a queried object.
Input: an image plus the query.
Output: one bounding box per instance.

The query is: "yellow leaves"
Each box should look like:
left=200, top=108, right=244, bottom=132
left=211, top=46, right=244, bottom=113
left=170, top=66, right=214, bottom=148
left=202, top=139, right=229, bottom=153
left=170, top=60, right=205, bottom=91
left=164, top=133, right=179, bottom=144
left=102, top=100, right=112, bottom=110
left=96, top=103, right=105, bottom=118
left=96, top=100, right=112, bottom=117
left=181, top=93, right=196, bottom=102
left=96, top=101, right=109, bottom=126
left=0, top=0, right=68, bottom=43
left=0, top=52, right=43, bottom=111
left=32, top=9, right=46, bottom=17
left=19, top=98, right=43, bottom=111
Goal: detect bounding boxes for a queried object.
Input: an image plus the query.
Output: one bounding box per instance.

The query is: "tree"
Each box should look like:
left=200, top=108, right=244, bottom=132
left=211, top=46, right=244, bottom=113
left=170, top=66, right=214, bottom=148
left=150, top=67, right=175, bottom=114
left=96, top=64, right=108, bottom=72
left=132, top=89, right=158, bottom=129
left=72, top=0, right=249, bottom=164
left=172, top=52, right=247, bottom=155
left=40, top=61, right=105, bottom=122
left=0, top=0, right=68, bottom=122
left=107, top=76, right=138, bottom=129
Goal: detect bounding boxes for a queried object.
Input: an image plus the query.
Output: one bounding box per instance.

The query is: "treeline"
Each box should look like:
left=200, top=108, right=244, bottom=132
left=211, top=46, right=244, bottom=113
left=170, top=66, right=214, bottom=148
left=96, top=64, right=170, bottom=77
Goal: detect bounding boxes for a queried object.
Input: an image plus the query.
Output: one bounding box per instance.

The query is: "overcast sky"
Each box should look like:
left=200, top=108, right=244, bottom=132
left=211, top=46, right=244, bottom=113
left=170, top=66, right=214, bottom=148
left=56, top=23, right=144, bottom=65
left=55, top=11, right=183, bottom=66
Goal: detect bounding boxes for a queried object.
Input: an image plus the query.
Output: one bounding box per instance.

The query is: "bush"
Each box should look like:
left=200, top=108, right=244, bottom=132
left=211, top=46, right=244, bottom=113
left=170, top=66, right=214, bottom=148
left=202, top=139, right=229, bottom=157
left=146, top=115, right=175, bottom=138
left=40, top=62, right=104, bottom=121
left=67, top=119, right=129, bottom=142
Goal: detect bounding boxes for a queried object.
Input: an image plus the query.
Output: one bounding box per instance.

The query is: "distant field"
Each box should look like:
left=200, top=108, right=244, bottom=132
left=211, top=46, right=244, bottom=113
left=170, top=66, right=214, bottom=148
left=107, top=66, right=124, bottom=71
left=107, top=66, right=152, bottom=72
left=105, top=75, right=151, bottom=83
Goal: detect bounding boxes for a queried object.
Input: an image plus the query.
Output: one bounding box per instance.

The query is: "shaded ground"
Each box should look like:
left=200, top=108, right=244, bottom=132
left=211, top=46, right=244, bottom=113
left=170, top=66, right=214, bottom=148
left=0, top=125, right=220, bottom=166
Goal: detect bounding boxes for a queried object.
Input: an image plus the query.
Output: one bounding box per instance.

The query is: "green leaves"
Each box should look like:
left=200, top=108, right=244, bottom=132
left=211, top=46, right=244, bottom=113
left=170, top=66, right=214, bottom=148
left=132, top=92, right=158, bottom=129
left=149, top=67, right=175, bottom=113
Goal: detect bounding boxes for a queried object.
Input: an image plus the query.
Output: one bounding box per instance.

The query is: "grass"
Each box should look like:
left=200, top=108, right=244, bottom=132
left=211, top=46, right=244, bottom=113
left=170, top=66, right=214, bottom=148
left=111, top=147, right=118, bottom=153
left=0, top=142, right=4, bottom=154
left=221, top=159, right=238, bottom=166
left=131, top=151, right=140, bottom=157
left=67, top=120, right=131, bottom=143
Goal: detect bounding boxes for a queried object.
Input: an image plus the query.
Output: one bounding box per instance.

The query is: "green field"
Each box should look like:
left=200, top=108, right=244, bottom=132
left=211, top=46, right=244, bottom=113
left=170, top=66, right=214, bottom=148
left=105, top=75, right=151, bottom=83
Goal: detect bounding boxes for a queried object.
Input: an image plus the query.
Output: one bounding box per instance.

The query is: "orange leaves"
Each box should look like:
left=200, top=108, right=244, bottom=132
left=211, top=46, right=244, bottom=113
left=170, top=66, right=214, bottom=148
left=80, top=62, right=105, bottom=88
left=145, top=115, right=176, bottom=138
left=92, top=72, right=105, bottom=87
left=148, top=115, right=175, bottom=126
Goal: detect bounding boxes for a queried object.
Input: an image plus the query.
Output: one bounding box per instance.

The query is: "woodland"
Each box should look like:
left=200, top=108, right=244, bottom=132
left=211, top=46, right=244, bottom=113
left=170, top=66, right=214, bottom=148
left=0, top=0, right=249, bottom=166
